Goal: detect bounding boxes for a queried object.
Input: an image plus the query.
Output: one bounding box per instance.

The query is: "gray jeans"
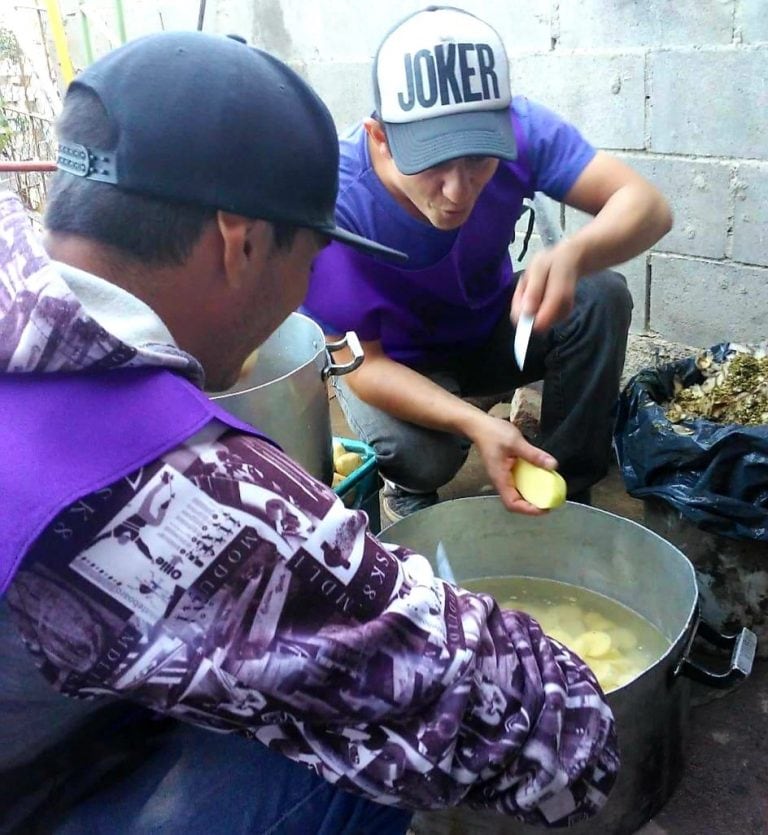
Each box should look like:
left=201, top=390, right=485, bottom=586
left=333, top=270, right=633, bottom=497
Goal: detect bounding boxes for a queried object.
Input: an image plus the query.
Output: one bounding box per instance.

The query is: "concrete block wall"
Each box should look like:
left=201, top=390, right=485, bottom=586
left=38, top=0, right=768, bottom=350
left=235, top=0, right=768, bottom=350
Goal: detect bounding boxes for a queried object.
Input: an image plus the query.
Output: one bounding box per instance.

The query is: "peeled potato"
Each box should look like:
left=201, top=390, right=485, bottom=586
left=612, top=627, right=639, bottom=652
left=547, top=628, right=576, bottom=647
left=332, top=440, right=346, bottom=469
left=238, top=348, right=259, bottom=381
left=574, top=630, right=612, bottom=659
left=335, top=451, right=363, bottom=478
left=584, top=611, right=613, bottom=631
left=510, top=459, right=567, bottom=509
left=332, top=472, right=345, bottom=488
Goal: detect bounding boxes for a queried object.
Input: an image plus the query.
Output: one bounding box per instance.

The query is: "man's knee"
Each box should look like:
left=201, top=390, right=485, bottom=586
left=591, top=269, right=633, bottom=320
left=376, top=432, right=469, bottom=492
left=575, top=269, right=633, bottom=334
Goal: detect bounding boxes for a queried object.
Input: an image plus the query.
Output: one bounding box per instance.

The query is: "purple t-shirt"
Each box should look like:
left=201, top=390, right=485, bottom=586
left=303, top=97, right=595, bottom=365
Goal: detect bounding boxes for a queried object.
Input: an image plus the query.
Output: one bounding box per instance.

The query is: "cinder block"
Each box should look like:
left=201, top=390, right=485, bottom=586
left=649, top=254, right=768, bottom=345
left=617, top=254, right=649, bottom=333
left=559, top=0, right=734, bottom=48
left=731, top=163, right=768, bottom=267
left=649, top=50, right=768, bottom=159
left=299, top=61, right=371, bottom=133
left=258, top=0, right=551, bottom=63
left=736, top=0, right=768, bottom=44
left=565, top=154, right=731, bottom=259
left=509, top=52, right=646, bottom=150
left=522, top=203, right=648, bottom=332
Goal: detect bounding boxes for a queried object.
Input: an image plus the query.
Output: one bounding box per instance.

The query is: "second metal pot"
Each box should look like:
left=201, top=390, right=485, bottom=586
left=209, top=312, right=362, bottom=484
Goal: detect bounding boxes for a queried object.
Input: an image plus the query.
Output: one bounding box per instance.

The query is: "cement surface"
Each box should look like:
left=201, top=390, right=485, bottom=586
left=330, top=394, right=768, bottom=835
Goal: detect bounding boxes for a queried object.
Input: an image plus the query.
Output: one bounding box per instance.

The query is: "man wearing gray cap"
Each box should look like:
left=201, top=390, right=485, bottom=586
left=0, top=30, right=616, bottom=833
left=303, top=5, right=673, bottom=522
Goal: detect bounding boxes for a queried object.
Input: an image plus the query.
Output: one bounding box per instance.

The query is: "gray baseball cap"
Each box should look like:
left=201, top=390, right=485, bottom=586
left=373, top=6, right=517, bottom=175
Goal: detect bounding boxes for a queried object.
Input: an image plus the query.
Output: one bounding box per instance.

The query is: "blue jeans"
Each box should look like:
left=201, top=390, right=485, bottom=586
left=334, top=271, right=632, bottom=497
left=53, top=722, right=413, bottom=835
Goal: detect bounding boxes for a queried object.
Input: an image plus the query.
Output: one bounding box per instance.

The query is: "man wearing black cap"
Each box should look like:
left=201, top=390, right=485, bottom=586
left=303, top=5, right=673, bottom=523
left=0, top=31, right=617, bottom=832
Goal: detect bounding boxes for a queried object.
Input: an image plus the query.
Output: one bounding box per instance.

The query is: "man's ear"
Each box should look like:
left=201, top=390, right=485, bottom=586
left=363, top=118, right=391, bottom=160
left=216, top=212, right=270, bottom=289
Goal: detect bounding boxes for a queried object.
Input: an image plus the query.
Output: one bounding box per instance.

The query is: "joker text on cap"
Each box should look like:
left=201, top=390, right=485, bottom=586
left=373, top=6, right=517, bottom=174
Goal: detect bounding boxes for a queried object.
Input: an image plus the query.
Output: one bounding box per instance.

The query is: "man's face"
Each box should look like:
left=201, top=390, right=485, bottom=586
left=212, top=227, right=326, bottom=391
left=389, top=155, right=499, bottom=230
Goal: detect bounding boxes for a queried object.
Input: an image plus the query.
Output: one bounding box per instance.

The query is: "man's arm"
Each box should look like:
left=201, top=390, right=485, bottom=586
left=7, top=429, right=617, bottom=825
left=330, top=338, right=557, bottom=514
left=512, top=151, right=673, bottom=330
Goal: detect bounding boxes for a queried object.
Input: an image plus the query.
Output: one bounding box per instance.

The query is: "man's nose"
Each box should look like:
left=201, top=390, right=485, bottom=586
left=441, top=163, right=473, bottom=203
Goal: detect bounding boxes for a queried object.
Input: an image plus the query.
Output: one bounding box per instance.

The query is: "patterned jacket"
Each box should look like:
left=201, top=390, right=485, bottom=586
left=0, top=192, right=617, bottom=827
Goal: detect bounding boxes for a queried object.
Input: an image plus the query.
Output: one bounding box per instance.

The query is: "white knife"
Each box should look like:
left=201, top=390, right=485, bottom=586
left=435, top=541, right=457, bottom=584
left=514, top=312, right=535, bottom=370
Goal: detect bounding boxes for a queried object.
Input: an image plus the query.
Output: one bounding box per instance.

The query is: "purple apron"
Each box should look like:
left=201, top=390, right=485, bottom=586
left=0, top=368, right=271, bottom=594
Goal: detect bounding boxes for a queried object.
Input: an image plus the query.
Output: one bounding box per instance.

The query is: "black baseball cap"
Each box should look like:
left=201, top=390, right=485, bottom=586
left=56, top=31, right=406, bottom=262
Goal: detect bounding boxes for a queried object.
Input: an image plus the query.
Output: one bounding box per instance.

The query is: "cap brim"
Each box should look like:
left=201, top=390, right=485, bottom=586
left=323, top=225, right=408, bottom=262
left=384, top=108, right=517, bottom=176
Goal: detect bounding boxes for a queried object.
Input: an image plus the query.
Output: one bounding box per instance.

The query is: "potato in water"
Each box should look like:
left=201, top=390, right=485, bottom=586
left=238, top=348, right=260, bottom=381
left=462, top=576, right=669, bottom=693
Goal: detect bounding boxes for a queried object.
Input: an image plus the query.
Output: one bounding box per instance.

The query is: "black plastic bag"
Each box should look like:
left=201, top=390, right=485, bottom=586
left=614, top=343, right=768, bottom=542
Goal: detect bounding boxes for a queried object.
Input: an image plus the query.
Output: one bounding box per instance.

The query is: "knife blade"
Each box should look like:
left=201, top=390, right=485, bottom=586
left=435, top=541, right=457, bottom=584
left=514, top=312, right=535, bottom=370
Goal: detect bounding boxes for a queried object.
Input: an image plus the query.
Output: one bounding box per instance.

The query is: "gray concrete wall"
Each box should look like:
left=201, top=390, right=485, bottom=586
left=46, top=0, right=768, bottom=350
left=236, top=0, right=768, bottom=350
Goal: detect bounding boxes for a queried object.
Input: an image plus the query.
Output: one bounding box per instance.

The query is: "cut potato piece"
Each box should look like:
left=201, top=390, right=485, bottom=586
left=238, top=348, right=259, bottom=381
left=583, top=611, right=613, bottom=631
left=510, top=459, right=567, bottom=509
left=574, top=630, right=612, bottom=659
left=332, top=440, right=346, bottom=468
left=332, top=472, right=345, bottom=489
left=547, top=628, right=576, bottom=647
left=612, top=627, right=639, bottom=652
left=335, top=451, right=363, bottom=477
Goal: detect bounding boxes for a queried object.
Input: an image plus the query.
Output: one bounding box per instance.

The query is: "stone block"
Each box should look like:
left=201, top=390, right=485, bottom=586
left=510, top=52, right=646, bottom=150
left=299, top=60, right=371, bottom=133
left=561, top=206, right=648, bottom=331
left=731, top=163, right=768, bottom=267
left=566, top=154, right=731, bottom=260
left=649, top=50, right=768, bottom=159
left=559, top=0, right=734, bottom=48
left=619, top=254, right=649, bottom=333
left=253, top=0, right=552, bottom=63
left=649, top=254, right=768, bottom=345
left=736, top=0, right=768, bottom=44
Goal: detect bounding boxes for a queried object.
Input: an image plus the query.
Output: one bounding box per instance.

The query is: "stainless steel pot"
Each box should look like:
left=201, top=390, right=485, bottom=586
left=381, top=498, right=756, bottom=835
left=209, top=313, right=362, bottom=484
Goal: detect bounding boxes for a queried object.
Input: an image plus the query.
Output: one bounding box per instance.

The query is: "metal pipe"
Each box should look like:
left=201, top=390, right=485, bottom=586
left=114, top=0, right=127, bottom=44
left=0, top=161, right=57, bottom=172
left=43, top=0, right=75, bottom=85
left=80, top=5, right=94, bottom=65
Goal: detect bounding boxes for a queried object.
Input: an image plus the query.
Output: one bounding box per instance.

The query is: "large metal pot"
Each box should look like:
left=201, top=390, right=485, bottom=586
left=382, top=498, right=756, bottom=835
left=210, top=312, right=362, bottom=484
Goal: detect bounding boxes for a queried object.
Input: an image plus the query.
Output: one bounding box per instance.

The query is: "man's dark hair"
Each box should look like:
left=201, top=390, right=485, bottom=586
left=45, top=89, right=297, bottom=265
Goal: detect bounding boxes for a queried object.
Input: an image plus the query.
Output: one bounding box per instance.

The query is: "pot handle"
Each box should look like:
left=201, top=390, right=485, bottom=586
left=323, top=332, right=364, bottom=380
left=675, top=617, right=757, bottom=689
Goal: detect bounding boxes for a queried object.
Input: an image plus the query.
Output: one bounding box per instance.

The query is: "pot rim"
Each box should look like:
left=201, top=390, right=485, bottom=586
left=210, top=312, right=326, bottom=398
left=382, top=496, right=701, bottom=685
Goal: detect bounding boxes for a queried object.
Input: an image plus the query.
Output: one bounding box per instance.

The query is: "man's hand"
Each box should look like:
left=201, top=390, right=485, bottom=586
left=511, top=151, right=673, bottom=332
left=465, top=412, right=560, bottom=516
left=510, top=240, right=583, bottom=332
